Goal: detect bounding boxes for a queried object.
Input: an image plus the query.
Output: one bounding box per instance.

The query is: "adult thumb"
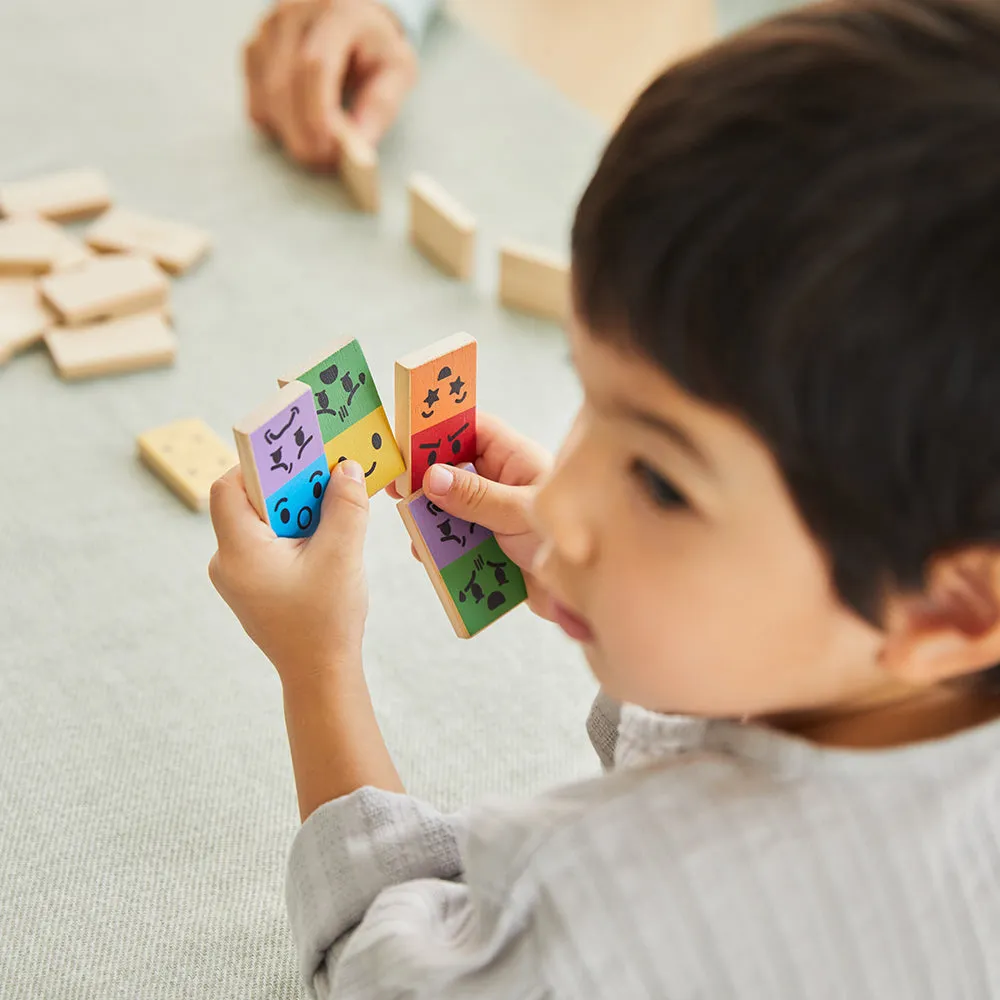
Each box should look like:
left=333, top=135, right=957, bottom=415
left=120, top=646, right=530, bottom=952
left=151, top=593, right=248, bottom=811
left=312, top=461, right=370, bottom=563
left=423, top=464, right=531, bottom=535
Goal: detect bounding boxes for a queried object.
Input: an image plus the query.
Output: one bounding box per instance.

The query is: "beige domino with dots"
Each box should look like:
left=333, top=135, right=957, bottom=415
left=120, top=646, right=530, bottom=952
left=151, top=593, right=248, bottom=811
left=137, top=419, right=238, bottom=512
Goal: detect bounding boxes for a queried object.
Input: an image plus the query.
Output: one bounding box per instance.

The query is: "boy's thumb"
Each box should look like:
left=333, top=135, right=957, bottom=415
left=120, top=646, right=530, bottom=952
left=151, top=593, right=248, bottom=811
left=423, top=464, right=530, bottom=535
left=313, top=461, right=370, bottom=562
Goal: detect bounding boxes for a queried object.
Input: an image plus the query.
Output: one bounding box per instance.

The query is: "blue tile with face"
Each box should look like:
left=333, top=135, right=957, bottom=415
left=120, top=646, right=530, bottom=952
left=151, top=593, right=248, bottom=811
left=264, top=454, right=329, bottom=537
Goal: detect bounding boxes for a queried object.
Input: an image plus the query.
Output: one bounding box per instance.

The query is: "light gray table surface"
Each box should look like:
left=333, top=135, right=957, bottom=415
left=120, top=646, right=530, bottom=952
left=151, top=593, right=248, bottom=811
left=0, top=3, right=607, bottom=996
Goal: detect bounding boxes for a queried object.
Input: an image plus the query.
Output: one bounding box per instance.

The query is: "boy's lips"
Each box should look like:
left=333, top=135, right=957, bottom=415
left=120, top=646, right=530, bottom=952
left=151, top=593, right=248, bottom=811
left=552, top=600, right=595, bottom=643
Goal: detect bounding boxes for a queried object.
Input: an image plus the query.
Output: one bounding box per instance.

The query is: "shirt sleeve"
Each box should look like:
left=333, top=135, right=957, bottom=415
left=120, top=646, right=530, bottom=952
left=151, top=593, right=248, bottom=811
left=380, top=0, right=439, bottom=46
left=286, top=786, right=551, bottom=999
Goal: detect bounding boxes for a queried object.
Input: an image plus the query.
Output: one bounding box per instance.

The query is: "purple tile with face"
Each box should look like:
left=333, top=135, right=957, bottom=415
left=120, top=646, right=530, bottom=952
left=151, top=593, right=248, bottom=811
left=249, top=385, right=325, bottom=498
left=406, top=492, right=486, bottom=570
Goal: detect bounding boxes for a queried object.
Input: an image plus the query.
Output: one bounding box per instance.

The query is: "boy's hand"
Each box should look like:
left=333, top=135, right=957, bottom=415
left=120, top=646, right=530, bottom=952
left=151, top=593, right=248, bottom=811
left=244, top=0, right=418, bottom=169
left=209, top=461, right=370, bottom=685
left=388, top=413, right=560, bottom=622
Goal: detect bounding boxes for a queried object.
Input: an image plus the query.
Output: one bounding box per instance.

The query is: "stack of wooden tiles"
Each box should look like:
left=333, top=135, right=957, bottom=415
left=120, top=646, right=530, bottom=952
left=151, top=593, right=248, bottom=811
left=0, top=167, right=212, bottom=379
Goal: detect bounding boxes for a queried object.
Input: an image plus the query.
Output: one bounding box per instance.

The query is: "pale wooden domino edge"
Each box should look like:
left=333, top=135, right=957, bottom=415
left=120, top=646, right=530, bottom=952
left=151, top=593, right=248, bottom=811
left=397, top=490, right=471, bottom=639
left=0, top=168, right=112, bottom=222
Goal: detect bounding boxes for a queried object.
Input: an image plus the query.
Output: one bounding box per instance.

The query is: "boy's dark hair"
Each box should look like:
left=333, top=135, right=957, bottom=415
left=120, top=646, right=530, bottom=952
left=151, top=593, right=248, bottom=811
left=573, top=0, right=1000, bottom=686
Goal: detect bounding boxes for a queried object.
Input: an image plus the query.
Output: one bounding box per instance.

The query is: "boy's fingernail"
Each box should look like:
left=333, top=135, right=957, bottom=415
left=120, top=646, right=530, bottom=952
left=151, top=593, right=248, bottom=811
left=426, top=465, right=454, bottom=495
left=340, top=460, right=364, bottom=483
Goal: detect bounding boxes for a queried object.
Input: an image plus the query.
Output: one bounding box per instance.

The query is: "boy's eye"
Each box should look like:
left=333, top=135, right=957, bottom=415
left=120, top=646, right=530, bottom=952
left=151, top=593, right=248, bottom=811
left=631, top=459, right=687, bottom=509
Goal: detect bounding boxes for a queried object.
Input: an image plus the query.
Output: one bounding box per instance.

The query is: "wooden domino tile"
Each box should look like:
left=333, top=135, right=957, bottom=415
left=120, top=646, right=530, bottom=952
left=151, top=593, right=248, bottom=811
left=398, top=482, right=527, bottom=638
left=138, top=418, right=238, bottom=512
left=337, top=124, right=380, bottom=213
left=45, top=310, right=177, bottom=381
left=499, top=241, right=571, bottom=323
left=233, top=381, right=330, bottom=537
left=280, top=337, right=405, bottom=497
left=86, top=208, right=212, bottom=275
left=40, top=253, right=169, bottom=326
left=0, top=217, right=91, bottom=276
left=0, top=168, right=112, bottom=222
left=407, top=174, right=476, bottom=280
left=394, top=332, right=477, bottom=496
left=0, top=278, right=55, bottom=363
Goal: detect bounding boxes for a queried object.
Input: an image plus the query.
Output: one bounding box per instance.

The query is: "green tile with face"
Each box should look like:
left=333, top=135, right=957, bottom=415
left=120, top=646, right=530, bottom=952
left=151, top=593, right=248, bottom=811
left=293, top=339, right=383, bottom=442
left=439, top=534, right=528, bottom=635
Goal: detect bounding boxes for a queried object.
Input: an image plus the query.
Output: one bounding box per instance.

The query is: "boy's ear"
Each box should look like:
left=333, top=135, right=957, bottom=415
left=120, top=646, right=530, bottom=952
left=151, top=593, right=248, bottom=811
left=879, top=547, right=1000, bottom=686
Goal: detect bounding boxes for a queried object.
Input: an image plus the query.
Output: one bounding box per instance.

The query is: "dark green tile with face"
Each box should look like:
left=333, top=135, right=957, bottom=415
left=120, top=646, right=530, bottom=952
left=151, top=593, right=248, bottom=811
left=439, top=534, right=528, bottom=635
left=293, top=339, right=382, bottom=442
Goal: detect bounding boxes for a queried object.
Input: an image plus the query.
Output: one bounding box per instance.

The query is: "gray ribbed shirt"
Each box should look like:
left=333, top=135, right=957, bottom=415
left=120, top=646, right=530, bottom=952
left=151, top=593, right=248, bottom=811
left=286, top=692, right=1000, bottom=998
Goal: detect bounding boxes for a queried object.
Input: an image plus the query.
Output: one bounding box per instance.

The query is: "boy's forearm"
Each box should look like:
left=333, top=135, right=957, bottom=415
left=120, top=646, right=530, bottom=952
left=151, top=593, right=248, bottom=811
left=282, top=661, right=404, bottom=822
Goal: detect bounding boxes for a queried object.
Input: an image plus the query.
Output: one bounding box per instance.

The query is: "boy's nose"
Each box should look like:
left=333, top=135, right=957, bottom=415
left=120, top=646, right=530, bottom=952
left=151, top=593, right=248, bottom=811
left=532, top=445, right=597, bottom=569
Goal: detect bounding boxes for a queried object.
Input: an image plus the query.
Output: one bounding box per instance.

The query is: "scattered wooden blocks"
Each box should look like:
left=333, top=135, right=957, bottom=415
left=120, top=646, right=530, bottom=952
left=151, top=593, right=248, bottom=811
left=45, top=310, right=177, bottom=380
left=394, top=332, right=477, bottom=496
left=233, top=381, right=329, bottom=537
left=499, top=241, right=571, bottom=323
left=338, top=124, right=379, bottom=213
left=0, top=216, right=92, bottom=276
left=39, top=254, right=168, bottom=326
left=0, top=278, right=54, bottom=363
left=397, top=474, right=527, bottom=638
left=138, top=418, right=237, bottom=511
left=0, top=168, right=111, bottom=222
left=86, top=208, right=212, bottom=275
left=280, top=337, right=405, bottom=498
left=408, top=174, right=476, bottom=279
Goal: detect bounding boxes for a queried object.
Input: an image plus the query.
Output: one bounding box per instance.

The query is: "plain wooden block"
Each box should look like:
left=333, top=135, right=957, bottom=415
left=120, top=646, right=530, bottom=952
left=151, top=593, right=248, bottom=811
left=394, top=332, right=477, bottom=495
left=138, top=418, right=238, bottom=512
left=39, top=253, right=169, bottom=326
left=0, top=217, right=92, bottom=276
left=86, top=208, right=212, bottom=275
left=45, top=310, right=177, bottom=380
left=0, top=169, right=112, bottom=222
left=498, top=242, right=571, bottom=322
left=338, top=124, right=380, bottom=213
left=0, top=278, right=54, bottom=362
left=408, top=174, right=476, bottom=279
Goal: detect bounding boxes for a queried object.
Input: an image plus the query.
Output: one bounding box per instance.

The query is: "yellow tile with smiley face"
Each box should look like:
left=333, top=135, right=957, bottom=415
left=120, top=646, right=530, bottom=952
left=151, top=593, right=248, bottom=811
left=323, top=405, right=405, bottom=497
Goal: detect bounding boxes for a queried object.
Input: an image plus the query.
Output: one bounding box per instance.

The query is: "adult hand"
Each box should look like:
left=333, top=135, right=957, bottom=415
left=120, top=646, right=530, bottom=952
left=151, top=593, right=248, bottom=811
left=244, top=0, right=418, bottom=169
left=388, top=413, right=560, bottom=621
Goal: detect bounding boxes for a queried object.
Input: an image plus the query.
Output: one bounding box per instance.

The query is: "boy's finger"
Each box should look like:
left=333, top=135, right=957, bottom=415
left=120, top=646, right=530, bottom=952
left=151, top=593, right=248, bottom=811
left=297, top=7, right=352, bottom=155
left=209, top=466, right=274, bottom=552
left=350, top=62, right=412, bottom=145
left=422, top=464, right=532, bottom=535
left=310, top=461, right=370, bottom=563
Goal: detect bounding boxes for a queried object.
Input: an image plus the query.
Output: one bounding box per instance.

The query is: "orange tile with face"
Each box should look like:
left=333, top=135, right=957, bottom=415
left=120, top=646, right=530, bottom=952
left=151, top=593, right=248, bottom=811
left=407, top=340, right=476, bottom=432
left=323, top=405, right=405, bottom=497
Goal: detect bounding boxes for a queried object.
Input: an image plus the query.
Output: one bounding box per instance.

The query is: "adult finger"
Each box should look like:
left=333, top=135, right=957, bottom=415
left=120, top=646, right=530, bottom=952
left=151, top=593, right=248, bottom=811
left=422, top=464, right=534, bottom=536
left=295, top=6, right=354, bottom=158
left=349, top=59, right=414, bottom=145
left=244, top=35, right=270, bottom=130
left=310, top=461, right=370, bottom=564
left=264, top=5, right=320, bottom=163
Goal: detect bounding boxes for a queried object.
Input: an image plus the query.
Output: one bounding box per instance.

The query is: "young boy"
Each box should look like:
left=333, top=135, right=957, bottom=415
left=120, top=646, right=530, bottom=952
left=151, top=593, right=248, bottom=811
left=209, top=0, right=1000, bottom=995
